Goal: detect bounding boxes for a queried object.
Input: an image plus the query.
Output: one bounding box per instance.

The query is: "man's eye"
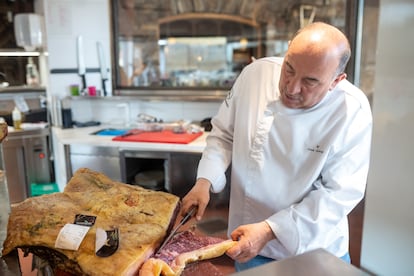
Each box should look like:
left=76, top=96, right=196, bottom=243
left=304, top=79, right=318, bottom=87
left=285, top=68, right=294, bottom=75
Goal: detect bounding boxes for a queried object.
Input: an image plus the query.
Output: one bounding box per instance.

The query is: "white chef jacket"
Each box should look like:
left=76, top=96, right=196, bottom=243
left=197, top=57, right=373, bottom=260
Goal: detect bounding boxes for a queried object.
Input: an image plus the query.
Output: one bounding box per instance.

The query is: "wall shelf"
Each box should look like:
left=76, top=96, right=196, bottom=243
left=0, top=49, right=47, bottom=57
left=69, top=88, right=228, bottom=102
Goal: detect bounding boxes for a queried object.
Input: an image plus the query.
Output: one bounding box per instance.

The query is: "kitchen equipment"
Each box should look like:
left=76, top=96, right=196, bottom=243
left=14, top=13, right=45, bottom=51
left=77, top=35, right=87, bottom=92
left=88, top=86, right=97, bottom=96
left=156, top=206, right=197, bottom=254
left=112, top=130, right=203, bottom=144
left=70, top=84, right=80, bottom=96
left=2, top=127, right=53, bottom=203
left=61, top=97, right=73, bottom=129
left=91, top=128, right=129, bottom=136
left=97, top=42, right=108, bottom=96
left=68, top=145, right=121, bottom=181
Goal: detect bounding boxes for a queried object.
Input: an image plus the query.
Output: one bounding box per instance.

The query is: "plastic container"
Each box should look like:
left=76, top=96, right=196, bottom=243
left=88, top=86, right=97, bottom=96
left=31, top=182, right=59, bottom=196
left=14, top=13, right=45, bottom=51
left=12, top=107, right=22, bottom=130
left=70, top=84, right=80, bottom=96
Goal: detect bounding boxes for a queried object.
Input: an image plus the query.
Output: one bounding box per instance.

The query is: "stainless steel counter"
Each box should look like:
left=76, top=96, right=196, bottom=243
left=233, top=249, right=370, bottom=276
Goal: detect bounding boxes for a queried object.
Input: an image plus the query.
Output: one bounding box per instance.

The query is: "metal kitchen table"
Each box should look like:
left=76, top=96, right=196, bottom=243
left=233, top=248, right=371, bottom=276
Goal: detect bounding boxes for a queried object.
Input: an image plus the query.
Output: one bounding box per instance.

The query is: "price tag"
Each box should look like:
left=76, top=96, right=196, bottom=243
left=55, top=224, right=91, bottom=251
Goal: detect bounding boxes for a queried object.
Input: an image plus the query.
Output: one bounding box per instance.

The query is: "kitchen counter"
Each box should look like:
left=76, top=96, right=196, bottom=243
left=52, top=125, right=208, bottom=153
left=52, top=125, right=209, bottom=190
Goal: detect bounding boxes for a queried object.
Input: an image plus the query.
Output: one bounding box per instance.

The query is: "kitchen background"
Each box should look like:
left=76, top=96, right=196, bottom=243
left=1, top=0, right=413, bottom=275
left=0, top=0, right=379, bottom=187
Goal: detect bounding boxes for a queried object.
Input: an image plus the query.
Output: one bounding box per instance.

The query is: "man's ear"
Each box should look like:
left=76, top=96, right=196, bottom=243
left=329, top=72, right=347, bottom=90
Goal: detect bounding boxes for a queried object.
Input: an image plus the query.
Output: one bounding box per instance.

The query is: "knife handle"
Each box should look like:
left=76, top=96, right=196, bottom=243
left=81, top=75, right=87, bottom=91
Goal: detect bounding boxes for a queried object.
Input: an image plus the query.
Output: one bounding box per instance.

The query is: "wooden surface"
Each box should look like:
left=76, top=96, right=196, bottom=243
left=348, top=198, right=365, bottom=267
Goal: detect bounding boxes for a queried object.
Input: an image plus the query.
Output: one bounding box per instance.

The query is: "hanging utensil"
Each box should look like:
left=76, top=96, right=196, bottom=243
left=299, top=5, right=317, bottom=28
left=77, top=35, right=87, bottom=93
left=97, top=41, right=108, bottom=96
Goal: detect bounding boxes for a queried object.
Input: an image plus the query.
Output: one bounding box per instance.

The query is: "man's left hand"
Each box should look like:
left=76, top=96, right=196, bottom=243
left=226, top=221, right=276, bottom=263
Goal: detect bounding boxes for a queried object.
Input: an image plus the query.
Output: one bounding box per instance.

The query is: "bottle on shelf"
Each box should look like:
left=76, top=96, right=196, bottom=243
left=26, top=57, right=39, bottom=86
left=12, top=107, right=22, bottom=130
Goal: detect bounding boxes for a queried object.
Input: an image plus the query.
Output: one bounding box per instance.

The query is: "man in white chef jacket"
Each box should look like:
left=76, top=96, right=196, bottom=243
left=181, top=22, right=373, bottom=271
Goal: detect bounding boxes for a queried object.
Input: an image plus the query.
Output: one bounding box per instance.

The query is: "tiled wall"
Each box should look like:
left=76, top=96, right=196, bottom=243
left=70, top=99, right=221, bottom=125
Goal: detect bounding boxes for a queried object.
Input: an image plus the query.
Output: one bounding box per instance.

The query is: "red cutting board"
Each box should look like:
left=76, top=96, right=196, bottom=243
left=112, top=130, right=203, bottom=144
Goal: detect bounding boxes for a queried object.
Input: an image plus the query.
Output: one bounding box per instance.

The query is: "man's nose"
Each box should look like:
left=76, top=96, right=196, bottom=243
left=286, top=78, right=301, bottom=95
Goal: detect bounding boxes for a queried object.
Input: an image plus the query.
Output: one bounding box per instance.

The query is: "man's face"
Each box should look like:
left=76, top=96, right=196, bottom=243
left=278, top=45, right=345, bottom=109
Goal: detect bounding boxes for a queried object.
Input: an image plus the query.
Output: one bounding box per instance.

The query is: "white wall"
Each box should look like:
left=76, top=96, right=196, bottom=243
left=360, top=1, right=414, bottom=275
left=40, top=0, right=112, bottom=98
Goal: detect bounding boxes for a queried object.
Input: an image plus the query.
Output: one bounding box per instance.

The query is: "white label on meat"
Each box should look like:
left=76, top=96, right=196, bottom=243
left=55, top=223, right=90, bottom=251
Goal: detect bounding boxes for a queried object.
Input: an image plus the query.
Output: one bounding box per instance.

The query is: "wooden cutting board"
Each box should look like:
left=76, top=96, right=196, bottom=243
left=112, top=130, right=203, bottom=144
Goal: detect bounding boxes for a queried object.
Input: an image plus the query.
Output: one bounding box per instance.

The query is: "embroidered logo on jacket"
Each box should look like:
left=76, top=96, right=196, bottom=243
left=307, top=144, right=324, bottom=154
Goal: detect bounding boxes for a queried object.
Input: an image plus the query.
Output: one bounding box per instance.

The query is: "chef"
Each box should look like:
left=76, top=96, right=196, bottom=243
left=181, top=22, right=373, bottom=271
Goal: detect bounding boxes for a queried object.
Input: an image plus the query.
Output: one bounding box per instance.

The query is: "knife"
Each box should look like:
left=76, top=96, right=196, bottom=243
left=155, top=205, right=197, bottom=254
left=97, top=41, right=108, bottom=96
left=77, top=35, right=87, bottom=92
left=120, top=129, right=144, bottom=137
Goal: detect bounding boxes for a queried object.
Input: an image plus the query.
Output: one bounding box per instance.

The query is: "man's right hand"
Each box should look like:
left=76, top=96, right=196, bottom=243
left=181, top=178, right=211, bottom=221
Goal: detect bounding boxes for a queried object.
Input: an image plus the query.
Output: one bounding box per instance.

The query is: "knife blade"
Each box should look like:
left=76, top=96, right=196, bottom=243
left=77, top=35, right=87, bottom=92
left=120, top=129, right=143, bottom=137
left=155, top=205, right=197, bottom=254
left=96, top=41, right=108, bottom=96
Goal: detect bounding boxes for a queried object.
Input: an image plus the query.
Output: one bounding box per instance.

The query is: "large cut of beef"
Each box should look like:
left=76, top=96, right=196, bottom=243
left=2, top=168, right=180, bottom=276
left=140, top=229, right=236, bottom=276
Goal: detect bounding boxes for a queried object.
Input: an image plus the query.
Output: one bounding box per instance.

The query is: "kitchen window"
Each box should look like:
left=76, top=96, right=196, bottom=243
left=111, top=0, right=360, bottom=98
